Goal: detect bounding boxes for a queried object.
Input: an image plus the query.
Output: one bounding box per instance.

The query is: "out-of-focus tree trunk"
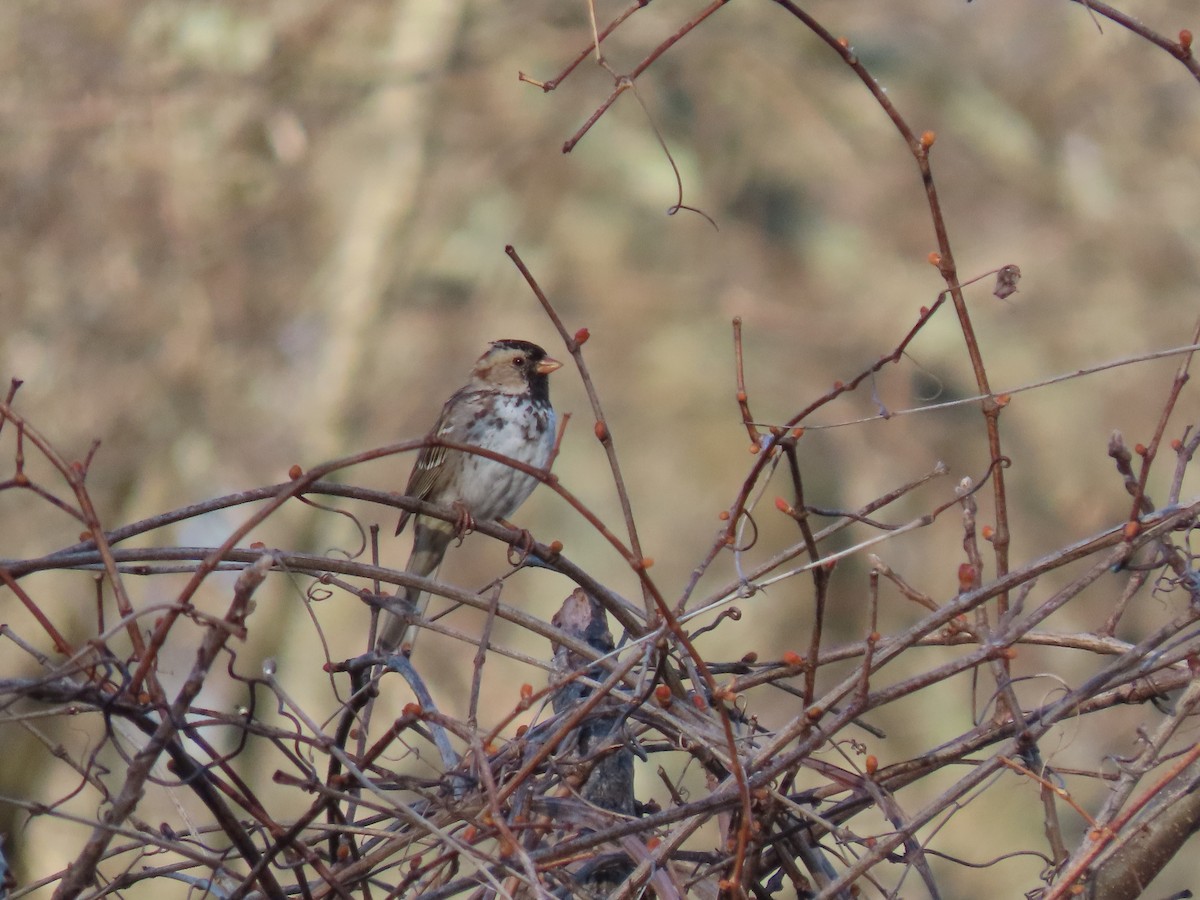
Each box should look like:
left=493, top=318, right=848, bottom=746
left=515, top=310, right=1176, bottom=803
left=308, top=1, right=466, bottom=461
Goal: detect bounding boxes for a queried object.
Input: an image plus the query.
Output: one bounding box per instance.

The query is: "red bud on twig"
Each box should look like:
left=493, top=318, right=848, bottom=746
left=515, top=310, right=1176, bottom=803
left=958, top=563, right=976, bottom=591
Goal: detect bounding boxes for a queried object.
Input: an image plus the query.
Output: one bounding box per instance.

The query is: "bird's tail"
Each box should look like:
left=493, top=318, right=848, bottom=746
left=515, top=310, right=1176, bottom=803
left=377, top=519, right=455, bottom=653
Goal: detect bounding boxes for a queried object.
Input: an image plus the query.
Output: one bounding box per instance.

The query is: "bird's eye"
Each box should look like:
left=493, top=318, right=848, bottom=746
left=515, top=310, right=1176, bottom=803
left=512, top=356, right=525, bottom=367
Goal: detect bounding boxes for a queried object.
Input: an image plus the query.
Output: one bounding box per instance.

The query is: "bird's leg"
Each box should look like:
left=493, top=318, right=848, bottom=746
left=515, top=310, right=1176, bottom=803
left=450, top=500, right=475, bottom=546
left=502, top=520, right=536, bottom=565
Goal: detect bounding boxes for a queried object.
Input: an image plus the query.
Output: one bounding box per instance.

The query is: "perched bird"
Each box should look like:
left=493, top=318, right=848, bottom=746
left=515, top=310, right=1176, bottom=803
left=378, top=339, right=562, bottom=652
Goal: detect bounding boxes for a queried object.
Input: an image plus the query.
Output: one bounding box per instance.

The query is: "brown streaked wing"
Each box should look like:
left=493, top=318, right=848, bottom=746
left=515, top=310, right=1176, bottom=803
left=395, top=387, right=471, bottom=534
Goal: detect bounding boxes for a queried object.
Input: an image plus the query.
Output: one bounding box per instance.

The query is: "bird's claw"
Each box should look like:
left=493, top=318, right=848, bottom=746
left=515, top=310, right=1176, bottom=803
left=451, top=500, right=476, bottom=546
left=507, top=527, right=536, bottom=566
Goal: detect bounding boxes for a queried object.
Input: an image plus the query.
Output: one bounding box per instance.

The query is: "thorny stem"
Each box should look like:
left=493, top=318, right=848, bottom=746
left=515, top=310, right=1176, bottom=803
left=1125, top=316, right=1200, bottom=526
left=505, top=245, right=655, bottom=620
left=769, top=0, right=1013, bottom=633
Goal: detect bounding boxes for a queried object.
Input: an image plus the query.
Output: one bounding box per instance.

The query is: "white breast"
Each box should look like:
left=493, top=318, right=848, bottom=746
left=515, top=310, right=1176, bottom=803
left=454, top=395, right=555, bottom=522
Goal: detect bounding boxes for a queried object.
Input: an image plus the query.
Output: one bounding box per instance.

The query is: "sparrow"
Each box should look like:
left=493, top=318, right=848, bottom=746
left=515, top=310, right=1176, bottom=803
left=377, top=339, right=562, bottom=652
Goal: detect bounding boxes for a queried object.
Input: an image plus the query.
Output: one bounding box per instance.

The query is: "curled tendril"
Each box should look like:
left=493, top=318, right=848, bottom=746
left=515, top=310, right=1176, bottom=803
left=688, top=606, right=743, bottom=640
left=296, top=494, right=369, bottom=561
left=306, top=585, right=333, bottom=604
left=729, top=509, right=758, bottom=553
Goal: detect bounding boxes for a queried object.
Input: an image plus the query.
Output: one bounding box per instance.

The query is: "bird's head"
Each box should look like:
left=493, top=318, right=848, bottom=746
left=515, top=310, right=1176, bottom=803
left=472, top=339, right=562, bottom=399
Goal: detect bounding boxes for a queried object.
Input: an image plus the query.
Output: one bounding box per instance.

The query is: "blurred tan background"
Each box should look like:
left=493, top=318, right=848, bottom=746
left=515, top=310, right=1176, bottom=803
left=2, top=1, right=1199, bottom=896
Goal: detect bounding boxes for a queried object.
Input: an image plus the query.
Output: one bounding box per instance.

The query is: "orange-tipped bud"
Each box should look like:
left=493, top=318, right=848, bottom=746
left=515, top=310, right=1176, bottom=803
left=1181, top=29, right=1193, bottom=50
left=403, top=702, right=423, bottom=716
left=654, top=684, right=673, bottom=706
left=289, top=464, right=303, bottom=480
left=594, top=420, right=608, bottom=441
left=865, top=755, right=878, bottom=775
left=775, top=496, right=794, bottom=515
left=995, top=393, right=1011, bottom=407
left=736, top=390, right=748, bottom=403
left=574, top=327, right=590, bottom=345
left=1123, top=520, right=1141, bottom=540
left=782, top=651, right=803, bottom=667
left=982, top=525, right=995, bottom=541
left=928, top=251, right=942, bottom=267
left=520, top=683, right=533, bottom=700
left=1134, top=443, right=1147, bottom=456
left=718, top=510, right=730, bottom=521
left=837, top=36, right=850, bottom=48
left=920, top=130, right=936, bottom=149
left=955, top=564, right=974, bottom=592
